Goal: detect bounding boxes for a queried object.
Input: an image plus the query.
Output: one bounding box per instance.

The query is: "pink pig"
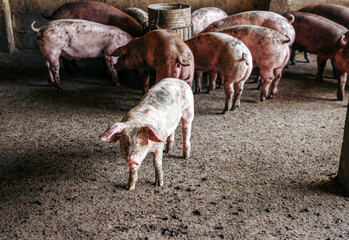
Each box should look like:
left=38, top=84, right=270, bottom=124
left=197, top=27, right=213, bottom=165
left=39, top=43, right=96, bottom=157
left=219, top=25, right=291, bottom=101
left=185, top=32, right=252, bottom=113
left=99, top=78, right=194, bottom=190
left=191, top=7, right=228, bottom=36
left=112, top=29, right=194, bottom=93
left=201, top=10, right=295, bottom=46
left=31, top=19, right=132, bottom=91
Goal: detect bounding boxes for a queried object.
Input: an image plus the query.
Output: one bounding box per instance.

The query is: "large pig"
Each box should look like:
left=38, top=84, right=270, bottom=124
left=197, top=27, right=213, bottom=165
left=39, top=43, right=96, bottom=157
left=99, top=78, right=194, bottom=190
left=31, top=19, right=132, bottom=91
left=191, top=7, right=228, bottom=36
left=185, top=32, right=252, bottom=113
left=219, top=25, right=291, bottom=101
left=299, top=4, right=349, bottom=29
left=125, top=7, right=149, bottom=26
left=112, top=29, right=194, bottom=93
left=41, top=1, right=144, bottom=37
left=289, top=11, right=349, bottom=100
left=201, top=10, right=295, bottom=46
left=296, top=4, right=349, bottom=66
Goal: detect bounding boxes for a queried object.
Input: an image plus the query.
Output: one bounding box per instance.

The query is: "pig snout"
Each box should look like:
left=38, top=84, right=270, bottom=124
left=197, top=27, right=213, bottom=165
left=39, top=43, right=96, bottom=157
left=126, top=161, right=140, bottom=169
left=125, top=155, right=140, bottom=169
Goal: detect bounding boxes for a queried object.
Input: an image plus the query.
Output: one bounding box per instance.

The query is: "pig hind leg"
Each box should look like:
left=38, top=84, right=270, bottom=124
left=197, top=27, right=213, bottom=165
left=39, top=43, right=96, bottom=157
left=232, top=80, right=245, bottom=110
left=43, top=52, right=62, bottom=91
left=181, top=105, right=194, bottom=159
left=315, top=55, right=328, bottom=82
left=269, top=68, right=282, bottom=99
left=207, top=72, right=218, bottom=94
left=222, top=77, right=234, bottom=114
left=259, top=69, right=275, bottom=102
left=165, top=132, right=175, bottom=153
left=194, top=71, right=203, bottom=94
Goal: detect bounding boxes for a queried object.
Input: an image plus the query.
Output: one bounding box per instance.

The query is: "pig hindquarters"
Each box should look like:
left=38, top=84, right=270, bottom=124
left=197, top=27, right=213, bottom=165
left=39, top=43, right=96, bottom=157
left=112, top=29, right=194, bottom=93
left=99, top=78, right=194, bottom=190
left=31, top=20, right=132, bottom=91
left=185, top=32, right=252, bottom=113
left=219, top=25, right=291, bottom=101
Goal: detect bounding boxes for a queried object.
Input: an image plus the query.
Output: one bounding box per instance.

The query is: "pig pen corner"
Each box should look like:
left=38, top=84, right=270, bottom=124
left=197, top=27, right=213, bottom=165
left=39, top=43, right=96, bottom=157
left=1, top=0, right=349, bottom=239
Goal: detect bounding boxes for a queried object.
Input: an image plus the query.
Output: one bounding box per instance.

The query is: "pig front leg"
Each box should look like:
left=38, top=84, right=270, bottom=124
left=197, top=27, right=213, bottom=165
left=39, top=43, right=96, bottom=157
left=315, top=55, right=328, bottom=82
left=141, top=70, right=150, bottom=93
left=165, top=132, right=175, bottom=153
left=304, top=52, right=311, bottom=63
left=126, top=168, right=138, bottom=190
left=153, top=146, right=164, bottom=187
left=181, top=106, right=194, bottom=159
left=105, top=54, right=121, bottom=87
left=337, top=72, right=347, bottom=101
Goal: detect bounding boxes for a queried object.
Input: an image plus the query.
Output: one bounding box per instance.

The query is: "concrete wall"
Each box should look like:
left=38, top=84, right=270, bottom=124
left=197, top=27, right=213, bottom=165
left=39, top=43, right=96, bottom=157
left=3, top=0, right=349, bottom=52
left=270, top=0, right=349, bottom=14
left=5, top=0, right=266, bottom=51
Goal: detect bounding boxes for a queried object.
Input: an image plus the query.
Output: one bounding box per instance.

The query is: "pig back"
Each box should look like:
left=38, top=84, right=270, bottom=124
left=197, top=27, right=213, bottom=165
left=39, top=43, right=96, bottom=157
left=191, top=7, right=228, bottom=36
left=201, top=11, right=295, bottom=44
left=37, top=20, right=132, bottom=59
left=219, top=25, right=290, bottom=67
left=45, top=1, right=144, bottom=37
left=186, top=32, right=251, bottom=71
left=126, top=78, right=193, bottom=136
left=299, top=4, right=349, bottom=29
left=290, top=11, right=348, bottom=55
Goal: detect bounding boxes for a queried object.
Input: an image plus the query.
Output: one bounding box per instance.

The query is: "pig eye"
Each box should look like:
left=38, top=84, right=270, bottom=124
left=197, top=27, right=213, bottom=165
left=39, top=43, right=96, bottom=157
left=119, top=136, right=127, bottom=143
left=139, top=135, right=147, bottom=144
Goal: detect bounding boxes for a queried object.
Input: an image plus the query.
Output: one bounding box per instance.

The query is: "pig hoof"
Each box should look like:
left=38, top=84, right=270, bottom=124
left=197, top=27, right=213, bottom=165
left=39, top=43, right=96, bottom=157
left=231, top=105, right=240, bottom=111
left=337, top=92, right=344, bottom=101
left=183, top=150, right=191, bottom=159
left=126, top=184, right=136, bottom=191
left=206, top=89, right=213, bottom=94
left=155, top=179, right=163, bottom=187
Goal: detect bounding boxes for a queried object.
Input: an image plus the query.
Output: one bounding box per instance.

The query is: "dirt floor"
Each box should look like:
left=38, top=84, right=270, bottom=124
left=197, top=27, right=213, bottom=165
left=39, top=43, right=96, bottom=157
left=1, top=50, right=349, bottom=239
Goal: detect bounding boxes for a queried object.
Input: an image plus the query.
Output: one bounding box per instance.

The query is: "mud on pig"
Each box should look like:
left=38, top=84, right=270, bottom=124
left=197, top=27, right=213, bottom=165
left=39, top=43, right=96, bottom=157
left=191, top=7, right=228, bottom=36
left=100, top=78, right=194, bottom=190
left=31, top=19, right=132, bottom=91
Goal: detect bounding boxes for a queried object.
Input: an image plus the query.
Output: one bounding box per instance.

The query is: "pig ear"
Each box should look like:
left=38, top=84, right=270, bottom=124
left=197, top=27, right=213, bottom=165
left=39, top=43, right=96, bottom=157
left=143, top=126, right=163, bottom=143
left=111, top=46, right=125, bottom=57
left=99, top=122, right=127, bottom=143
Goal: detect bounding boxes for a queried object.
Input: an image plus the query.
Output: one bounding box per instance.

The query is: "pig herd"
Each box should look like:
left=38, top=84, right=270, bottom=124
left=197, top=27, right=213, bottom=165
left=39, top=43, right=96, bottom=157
left=31, top=2, right=349, bottom=190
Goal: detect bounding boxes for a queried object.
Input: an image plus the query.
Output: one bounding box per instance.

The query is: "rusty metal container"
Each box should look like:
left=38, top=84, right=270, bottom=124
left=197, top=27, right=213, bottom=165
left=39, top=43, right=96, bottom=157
left=145, top=3, right=193, bottom=40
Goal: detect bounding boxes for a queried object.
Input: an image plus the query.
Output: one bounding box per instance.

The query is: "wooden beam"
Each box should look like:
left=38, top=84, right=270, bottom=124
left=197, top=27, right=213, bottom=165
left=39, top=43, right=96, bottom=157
left=1, top=0, right=15, bottom=53
left=337, top=101, right=349, bottom=196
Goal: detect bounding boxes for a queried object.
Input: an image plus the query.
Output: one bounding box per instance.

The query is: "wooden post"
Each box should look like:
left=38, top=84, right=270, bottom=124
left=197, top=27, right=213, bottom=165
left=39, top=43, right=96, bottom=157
left=337, top=101, right=349, bottom=196
left=0, top=0, right=15, bottom=53
left=269, top=0, right=291, bottom=13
